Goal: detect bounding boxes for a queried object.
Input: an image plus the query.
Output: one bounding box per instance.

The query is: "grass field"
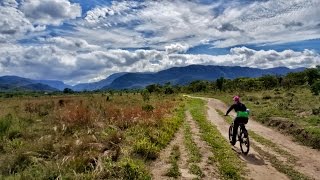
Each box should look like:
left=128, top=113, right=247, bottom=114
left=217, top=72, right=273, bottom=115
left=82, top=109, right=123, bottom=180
left=0, top=92, right=184, bottom=179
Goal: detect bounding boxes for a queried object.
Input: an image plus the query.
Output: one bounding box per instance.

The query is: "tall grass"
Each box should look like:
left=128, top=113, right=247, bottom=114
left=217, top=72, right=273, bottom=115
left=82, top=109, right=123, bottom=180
left=0, top=93, right=182, bottom=179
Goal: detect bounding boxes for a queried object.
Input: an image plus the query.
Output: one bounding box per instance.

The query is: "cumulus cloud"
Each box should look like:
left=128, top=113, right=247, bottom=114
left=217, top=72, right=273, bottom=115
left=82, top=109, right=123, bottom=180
left=0, top=6, right=33, bottom=42
left=1, top=0, right=320, bottom=84
left=20, top=0, right=81, bottom=26
left=78, top=0, right=320, bottom=49
left=0, top=0, right=18, bottom=7
left=44, top=37, right=100, bottom=50
left=0, top=42, right=319, bottom=84
left=165, top=43, right=189, bottom=54
left=84, top=1, right=138, bottom=24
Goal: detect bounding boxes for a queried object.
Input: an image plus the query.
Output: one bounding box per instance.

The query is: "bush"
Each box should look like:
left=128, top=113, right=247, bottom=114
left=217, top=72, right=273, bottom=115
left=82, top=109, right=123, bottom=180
left=0, top=114, right=13, bottom=137
left=311, top=81, right=320, bottom=95
left=142, top=104, right=154, bottom=112
left=141, top=90, right=150, bottom=102
left=133, top=137, right=159, bottom=160
left=120, top=158, right=151, bottom=180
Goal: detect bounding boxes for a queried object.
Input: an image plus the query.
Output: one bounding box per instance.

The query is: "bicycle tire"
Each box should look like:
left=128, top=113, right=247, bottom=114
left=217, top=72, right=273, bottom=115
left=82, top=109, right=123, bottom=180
left=240, top=129, right=250, bottom=155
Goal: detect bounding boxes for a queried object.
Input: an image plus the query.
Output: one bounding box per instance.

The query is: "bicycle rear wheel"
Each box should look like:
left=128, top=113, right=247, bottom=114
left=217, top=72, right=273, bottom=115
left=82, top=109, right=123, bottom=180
left=240, top=129, right=250, bottom=155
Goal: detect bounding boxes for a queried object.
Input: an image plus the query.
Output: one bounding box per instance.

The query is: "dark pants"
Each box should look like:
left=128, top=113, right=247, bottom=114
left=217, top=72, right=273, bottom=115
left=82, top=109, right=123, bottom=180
left=232, top=117, right=248, bottom=143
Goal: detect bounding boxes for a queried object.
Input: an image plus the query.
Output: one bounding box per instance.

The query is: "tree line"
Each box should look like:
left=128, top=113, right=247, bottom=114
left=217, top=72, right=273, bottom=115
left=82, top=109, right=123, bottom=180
left=144, top=66, right=320, bottom=95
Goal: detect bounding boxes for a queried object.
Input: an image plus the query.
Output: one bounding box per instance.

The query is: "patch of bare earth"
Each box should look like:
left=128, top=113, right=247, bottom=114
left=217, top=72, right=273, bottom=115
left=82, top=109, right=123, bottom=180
left=209, top=98, right=320, bottom=180
left=185, top=111, right=219, bottom=179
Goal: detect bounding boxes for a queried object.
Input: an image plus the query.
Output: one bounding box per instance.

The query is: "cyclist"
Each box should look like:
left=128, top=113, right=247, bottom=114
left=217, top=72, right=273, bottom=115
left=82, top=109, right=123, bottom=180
left=225, top=96, right=249, bottom=145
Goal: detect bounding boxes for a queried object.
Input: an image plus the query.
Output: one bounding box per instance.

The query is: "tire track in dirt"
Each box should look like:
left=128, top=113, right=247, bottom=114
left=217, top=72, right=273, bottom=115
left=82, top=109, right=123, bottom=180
left=205, top=98, right=289, bottom=180
left=185, top=111, right=219, bottom=179
left=150, top=126, right=197, bottom=180
left=209, top=97, right=320, bottom=180
left=151, top=111, right=220, bottom=180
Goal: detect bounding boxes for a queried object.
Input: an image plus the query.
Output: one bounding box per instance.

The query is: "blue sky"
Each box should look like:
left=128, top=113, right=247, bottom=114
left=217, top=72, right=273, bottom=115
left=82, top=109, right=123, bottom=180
left=0, top=0, right=320, bottom=84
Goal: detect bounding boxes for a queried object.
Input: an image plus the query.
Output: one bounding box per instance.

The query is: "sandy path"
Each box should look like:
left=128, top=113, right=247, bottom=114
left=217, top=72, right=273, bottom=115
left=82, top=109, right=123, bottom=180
left=209, top=98, right=320, bottom=180
left=205, top=98, right=289, bottom=180
left=185, top=111, right=219, bottom=179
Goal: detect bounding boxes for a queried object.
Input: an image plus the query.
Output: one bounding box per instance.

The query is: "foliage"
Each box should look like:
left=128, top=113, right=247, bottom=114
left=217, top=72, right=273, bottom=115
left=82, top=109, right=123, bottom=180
left=63, top=88, right=74, bottom=94
left=216, top=77, right=224, bottom=91
left=311, top=81, right=320, bottom=95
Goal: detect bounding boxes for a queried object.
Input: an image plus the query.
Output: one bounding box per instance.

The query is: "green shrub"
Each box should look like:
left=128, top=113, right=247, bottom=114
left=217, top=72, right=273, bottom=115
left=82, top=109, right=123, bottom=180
left=133, top=137, right=159, bottom=160
left=0, top=114, right=13, bottom=137
left=311, top=81, right=320, bottom=95
left=142, top=104, right=154, bottom=112
left=120, top=158, right=151, bottom=180
left=1, top=152, right=32, bottom=175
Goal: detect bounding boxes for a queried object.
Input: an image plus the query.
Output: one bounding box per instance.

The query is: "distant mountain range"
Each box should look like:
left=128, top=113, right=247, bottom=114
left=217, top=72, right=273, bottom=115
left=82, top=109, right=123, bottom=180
left=0, top=76, right=59, bottom=92
left=0, top=65, right=305, bottom=92
left=102, top=65, right=305, bottom=89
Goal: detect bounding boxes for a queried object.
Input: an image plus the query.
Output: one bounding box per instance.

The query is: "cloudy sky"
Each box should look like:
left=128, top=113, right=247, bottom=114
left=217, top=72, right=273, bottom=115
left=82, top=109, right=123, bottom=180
left=0, top=0, right=320, bottom=84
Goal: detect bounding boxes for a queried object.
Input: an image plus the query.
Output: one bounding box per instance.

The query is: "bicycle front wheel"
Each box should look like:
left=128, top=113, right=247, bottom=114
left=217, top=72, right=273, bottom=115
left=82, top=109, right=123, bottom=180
left=240, top=130, right=250, bottom=155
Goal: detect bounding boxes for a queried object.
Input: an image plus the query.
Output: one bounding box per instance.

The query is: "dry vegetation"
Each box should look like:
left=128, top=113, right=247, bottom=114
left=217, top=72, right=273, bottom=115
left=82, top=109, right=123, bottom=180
left=0, top=92, right=184, bottom=179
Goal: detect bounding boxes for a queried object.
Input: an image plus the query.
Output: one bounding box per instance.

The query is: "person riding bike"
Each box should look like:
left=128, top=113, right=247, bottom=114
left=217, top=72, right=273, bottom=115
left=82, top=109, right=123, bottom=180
left=225, top=96, right=249, bottom=146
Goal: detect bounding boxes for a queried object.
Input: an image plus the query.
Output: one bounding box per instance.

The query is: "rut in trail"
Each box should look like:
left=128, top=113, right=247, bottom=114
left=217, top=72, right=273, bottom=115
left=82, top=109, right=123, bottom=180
left=150, top=126, right=197, bottom=180
left=150, top=111, right=219, bottom=180
left=205, top=98, right=289, bottom=180
left=209, top=98, right=320, bottom=180
left=185, top=111, right=219, bottom=180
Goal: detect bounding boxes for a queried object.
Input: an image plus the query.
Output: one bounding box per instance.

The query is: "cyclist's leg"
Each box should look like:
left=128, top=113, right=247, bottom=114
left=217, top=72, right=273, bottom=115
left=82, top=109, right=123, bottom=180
left=232, top=118, right=239, bottom=145
left=239, top=118, right=248, bottom=137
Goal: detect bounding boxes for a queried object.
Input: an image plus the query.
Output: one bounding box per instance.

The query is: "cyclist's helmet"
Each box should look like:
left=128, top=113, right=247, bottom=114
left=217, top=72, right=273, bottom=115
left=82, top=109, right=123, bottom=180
left=233, top=96, right=240, bottom=102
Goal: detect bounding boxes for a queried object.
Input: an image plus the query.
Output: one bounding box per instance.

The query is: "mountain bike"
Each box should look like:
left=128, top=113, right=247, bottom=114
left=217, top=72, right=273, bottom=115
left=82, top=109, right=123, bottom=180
left=229, top=122, right=250, bottom=155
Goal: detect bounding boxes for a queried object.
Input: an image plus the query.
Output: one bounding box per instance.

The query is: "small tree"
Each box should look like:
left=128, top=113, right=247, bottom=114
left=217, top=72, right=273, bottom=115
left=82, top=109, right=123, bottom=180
left=63, top=88, right=74, bottom=94
left=311, top=81, right=320, bottom=95
left=305, top=68, right=320, bottom=85
left=216, top=77, right=224, bottom=91
left=141, top=89, right=150, bottom=102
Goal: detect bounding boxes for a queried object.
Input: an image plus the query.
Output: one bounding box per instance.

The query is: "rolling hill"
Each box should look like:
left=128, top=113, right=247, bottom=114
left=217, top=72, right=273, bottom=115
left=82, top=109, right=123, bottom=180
left=102, top=65, right=305, bottom=89
left=0, top=65, right=305, bottom=91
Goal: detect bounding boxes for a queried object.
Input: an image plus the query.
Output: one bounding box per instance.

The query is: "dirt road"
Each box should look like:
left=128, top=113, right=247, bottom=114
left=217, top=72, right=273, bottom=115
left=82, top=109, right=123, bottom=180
left=150, top=96, right=319, bottom=179
left=208, top=98, right=320, bottom=179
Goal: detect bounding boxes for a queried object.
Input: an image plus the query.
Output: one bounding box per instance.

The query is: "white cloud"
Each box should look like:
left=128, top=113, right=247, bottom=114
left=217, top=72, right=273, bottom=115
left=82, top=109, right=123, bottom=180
left=0, top=6, right=34, bottom=42
left=79, top=0, right=320, bottom=49
left=1, top=0, right=18, bottom=7
left=0, top=42, right=319, bottom=84
left=165, top=43, right=189, bottom=54
left=1, top=0, right=320, bottom=84
left=20, top=0, right=81, bottom=26
left=44, top=37, right=100, bottom=50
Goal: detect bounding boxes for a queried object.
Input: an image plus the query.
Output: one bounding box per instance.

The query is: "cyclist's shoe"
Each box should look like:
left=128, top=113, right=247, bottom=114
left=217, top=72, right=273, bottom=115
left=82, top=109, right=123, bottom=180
left=230, top=140, right=236, bottom=146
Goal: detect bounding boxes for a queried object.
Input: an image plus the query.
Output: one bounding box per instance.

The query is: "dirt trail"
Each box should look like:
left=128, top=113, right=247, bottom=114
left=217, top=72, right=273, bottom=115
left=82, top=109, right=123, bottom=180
left=185, top=111, right=219, bottom=179
left=151, top=111, right=220, bottom=180
left=208, top=98, right=320, bottom=179
left=205, top=98, right=290, bottom=180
